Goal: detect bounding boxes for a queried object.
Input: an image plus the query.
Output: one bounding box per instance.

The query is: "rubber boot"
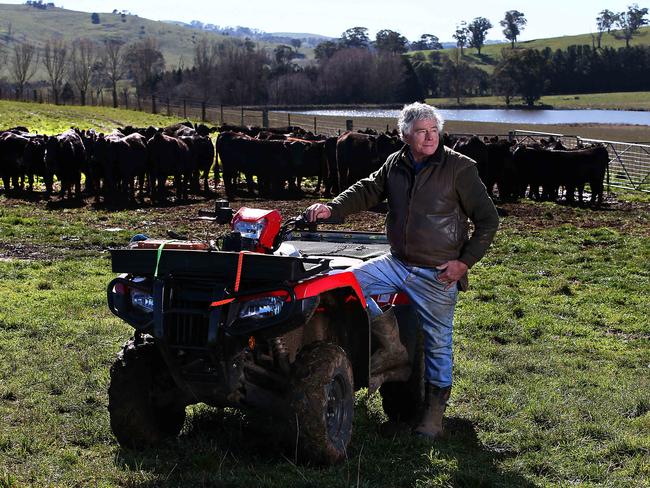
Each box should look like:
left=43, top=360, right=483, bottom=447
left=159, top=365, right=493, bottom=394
left=370, top=307, right=409, bottom=375
left=413, top=383, right=451, bottom=440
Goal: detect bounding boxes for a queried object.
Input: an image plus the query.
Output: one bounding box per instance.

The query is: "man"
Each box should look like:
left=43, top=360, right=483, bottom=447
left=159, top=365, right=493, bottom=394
left=305, top=102, right=499, bottom=439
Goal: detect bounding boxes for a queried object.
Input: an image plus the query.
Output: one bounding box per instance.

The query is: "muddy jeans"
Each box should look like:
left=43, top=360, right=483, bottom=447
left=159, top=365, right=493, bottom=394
left=352, top=253, right=458, bottom=388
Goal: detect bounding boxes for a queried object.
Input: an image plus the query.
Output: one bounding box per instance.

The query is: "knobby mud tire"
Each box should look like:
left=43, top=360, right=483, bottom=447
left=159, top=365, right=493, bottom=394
left=289, top=342, right=354, bottom=465
left=108, top=337, right=186, bottom=449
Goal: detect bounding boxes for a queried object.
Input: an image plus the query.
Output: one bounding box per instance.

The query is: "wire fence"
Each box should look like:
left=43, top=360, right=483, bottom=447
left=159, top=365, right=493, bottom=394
left=2, top=90, right=649, bottom=193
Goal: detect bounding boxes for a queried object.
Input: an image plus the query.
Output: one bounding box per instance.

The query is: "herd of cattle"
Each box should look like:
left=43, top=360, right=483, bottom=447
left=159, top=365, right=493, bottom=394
left=0, top=121, right=610, bottom=206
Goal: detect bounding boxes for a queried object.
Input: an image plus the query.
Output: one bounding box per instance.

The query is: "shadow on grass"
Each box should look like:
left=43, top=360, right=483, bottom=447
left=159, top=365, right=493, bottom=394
left=113, top=406, right=535, bottom=487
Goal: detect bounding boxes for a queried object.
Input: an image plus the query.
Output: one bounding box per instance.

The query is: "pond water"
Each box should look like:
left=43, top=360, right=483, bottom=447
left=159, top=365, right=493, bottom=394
left=286, top=108, right=650, bottom=126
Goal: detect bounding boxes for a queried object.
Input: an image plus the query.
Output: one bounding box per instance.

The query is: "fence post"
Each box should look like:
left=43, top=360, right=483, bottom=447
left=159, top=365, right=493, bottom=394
left=220, top=105, right=224, bottom=125
left=33, top=89, right=37, bottom=102
left=288, top=113, right=291, bottom=127
left=262, top=109, right=269, bottom=129
left=201, top=101, right=207, bottom=122
left=167, top=98, right=171, bottom=116
left=346, top=119, right=353, bottom=131
left=183, top=99, right=187, bottom=119
left=314, top=116, right=317, bottom=133
left=241, top=107, right=244, bottom=126
left=124, top=92, right=128, bottom=109
left=508, top=130, right=514, bottom=142
left=151, top=95, right=157, bottom=114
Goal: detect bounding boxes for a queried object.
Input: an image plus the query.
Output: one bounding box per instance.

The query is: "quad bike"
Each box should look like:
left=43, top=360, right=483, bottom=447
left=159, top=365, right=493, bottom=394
left=106, top=201, right=424, bottom=465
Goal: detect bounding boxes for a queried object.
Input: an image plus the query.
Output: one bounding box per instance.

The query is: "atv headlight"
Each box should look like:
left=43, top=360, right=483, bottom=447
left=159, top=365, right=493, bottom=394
left=233, top=218, right=267, bottom=240
left=131, top=289, right=154, bottom=313
left=238, top=296, right=284, bottom=320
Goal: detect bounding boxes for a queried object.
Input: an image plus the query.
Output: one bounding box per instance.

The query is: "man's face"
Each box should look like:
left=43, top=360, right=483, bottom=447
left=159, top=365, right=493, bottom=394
left=403, top=119, right=439, bottom=162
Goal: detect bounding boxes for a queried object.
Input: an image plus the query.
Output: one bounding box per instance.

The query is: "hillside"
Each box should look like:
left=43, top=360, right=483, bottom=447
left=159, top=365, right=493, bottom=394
left=0, top=3, right=312, bottom=74
left=414, top=26, right=650, bottom=74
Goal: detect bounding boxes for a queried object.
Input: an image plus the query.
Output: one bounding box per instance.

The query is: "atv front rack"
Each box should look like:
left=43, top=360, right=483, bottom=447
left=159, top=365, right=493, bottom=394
left=110, top=248, right=329, bottom=283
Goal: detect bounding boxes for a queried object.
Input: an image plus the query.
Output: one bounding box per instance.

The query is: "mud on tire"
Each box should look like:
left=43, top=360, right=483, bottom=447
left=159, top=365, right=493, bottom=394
left=289, top=342, right=354, bottom=465
left=380, top=327, right=425, bottom=424
left=108, top=337, right=186, bottom=449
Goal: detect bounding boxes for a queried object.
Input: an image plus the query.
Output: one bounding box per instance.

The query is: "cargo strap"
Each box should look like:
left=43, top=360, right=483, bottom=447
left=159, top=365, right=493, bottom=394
left=210, top=251, right=249, bottom=307
left=153, top=240, right=181, bottom=278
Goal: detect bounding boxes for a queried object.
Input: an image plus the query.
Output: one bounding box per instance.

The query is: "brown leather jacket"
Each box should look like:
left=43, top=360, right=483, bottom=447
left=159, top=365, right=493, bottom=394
left=328, top=143, right=499, bottom=290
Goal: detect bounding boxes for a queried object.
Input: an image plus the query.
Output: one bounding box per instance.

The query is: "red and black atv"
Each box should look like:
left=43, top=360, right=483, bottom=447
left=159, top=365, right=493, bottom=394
left=107, top=201, right=424, bottom=465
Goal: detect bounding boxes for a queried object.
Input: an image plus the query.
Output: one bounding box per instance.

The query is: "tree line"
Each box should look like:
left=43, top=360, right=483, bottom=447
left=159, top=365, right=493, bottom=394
left=0, top=6, right=648, bottom=108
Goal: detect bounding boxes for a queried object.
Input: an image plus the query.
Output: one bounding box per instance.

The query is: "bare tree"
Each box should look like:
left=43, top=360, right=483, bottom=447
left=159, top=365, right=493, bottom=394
left=193, top=37, right=219, bottom=102
left=42, top=38, right=68, bottom=104
left=103, top=39, right=125, bottom=108
left=123, top=37, right=165, bottom=107
left=70, top=38, right=98, bottom=105
left=10, top=42, right=39, bottom=99
left=217, top=39, right=268, bottom=105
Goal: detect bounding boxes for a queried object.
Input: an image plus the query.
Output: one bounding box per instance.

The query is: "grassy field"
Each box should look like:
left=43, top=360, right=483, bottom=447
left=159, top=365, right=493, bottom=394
left=0, top=103, right=649, bottom=486
left=427, top=91, right=650, bottom=111
left=0, top=193, right=648, bottom=487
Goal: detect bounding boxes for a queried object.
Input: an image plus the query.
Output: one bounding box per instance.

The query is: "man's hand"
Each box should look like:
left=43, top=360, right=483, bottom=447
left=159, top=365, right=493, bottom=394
left=436, top=260, right=468, bottom=290
left=305, top=203, right=332, bottom=222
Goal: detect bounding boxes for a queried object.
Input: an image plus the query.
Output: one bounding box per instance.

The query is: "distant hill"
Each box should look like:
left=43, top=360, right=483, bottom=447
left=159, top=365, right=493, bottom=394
left=0, top=3, right=317, bottom=75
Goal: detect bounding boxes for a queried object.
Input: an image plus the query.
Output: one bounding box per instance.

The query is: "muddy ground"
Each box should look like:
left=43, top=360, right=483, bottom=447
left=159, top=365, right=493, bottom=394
left=0, top=186, right=648, bottom=262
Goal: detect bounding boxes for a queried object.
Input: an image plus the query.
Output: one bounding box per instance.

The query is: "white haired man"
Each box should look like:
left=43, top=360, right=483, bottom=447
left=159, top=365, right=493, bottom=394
left=305, top=102, right=499, bottom=439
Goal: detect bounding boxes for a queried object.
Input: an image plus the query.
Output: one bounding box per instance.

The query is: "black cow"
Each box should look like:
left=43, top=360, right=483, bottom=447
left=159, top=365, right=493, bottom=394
left=485, top=137, right=516, bottom=200
left=23, top=134, right=51, bottom=194
left=336, top=131, right=402, bottom=190
left=44, top=129, right=87, bottom=199
left=454, top=136, right=489, bottom=188
left=147, top=131, right=189, bottom=201
left=0, top=131, right=30, bottom=194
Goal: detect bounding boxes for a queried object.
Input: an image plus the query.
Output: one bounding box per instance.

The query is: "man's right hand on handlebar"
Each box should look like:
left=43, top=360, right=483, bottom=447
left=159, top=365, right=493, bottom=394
left=305, top=204, right=332, bottom=222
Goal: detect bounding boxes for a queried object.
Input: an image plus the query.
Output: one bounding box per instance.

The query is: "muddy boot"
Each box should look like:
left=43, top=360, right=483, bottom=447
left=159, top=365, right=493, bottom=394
left=370, top=308, right=409, bottom=375
left=368, top=364, right=411, bottom=395
left=413, top=383, right=451, bottom=440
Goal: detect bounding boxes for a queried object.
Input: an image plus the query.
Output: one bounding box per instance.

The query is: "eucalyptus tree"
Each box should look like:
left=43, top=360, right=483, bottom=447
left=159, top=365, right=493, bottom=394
left=596, top=9, right=617, bottom=48
left=614, top=4, right=648, bottom=47
left=467, top=17, right=493, bottom=55
left=500, top=10, right=527, bottom=48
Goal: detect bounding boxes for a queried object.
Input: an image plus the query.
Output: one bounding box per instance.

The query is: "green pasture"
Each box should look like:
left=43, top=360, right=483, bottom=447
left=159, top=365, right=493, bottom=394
left=427, top=91, right=650, bottom=111
left=0, top=193, right=648, bottom=487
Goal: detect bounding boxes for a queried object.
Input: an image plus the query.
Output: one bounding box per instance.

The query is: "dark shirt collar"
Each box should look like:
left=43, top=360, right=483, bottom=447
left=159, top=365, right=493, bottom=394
left=402, top=143, right=445, bottom=168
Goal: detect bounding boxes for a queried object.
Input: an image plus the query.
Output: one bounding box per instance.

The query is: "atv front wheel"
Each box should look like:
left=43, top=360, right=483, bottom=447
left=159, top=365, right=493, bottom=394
left=380, top=327, right=425, bottom=423
left=108, top=337, right=186, bottom=449
left=290, top=342, right=354, bottom=465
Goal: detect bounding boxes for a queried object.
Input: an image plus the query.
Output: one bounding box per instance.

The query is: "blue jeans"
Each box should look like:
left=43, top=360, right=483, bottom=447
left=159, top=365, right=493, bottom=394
left=352, top=253, right=458, bottom=388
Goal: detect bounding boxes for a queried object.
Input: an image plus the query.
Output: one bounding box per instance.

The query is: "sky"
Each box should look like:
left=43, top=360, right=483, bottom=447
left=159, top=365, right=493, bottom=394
left=4, top=0, right=643, bottom=42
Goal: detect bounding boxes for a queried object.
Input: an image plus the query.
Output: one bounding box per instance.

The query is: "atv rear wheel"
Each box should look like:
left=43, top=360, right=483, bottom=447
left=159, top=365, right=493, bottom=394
left=289, top=342, right=354, bottom=465
left=108, top=337, right=186, bottom=449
